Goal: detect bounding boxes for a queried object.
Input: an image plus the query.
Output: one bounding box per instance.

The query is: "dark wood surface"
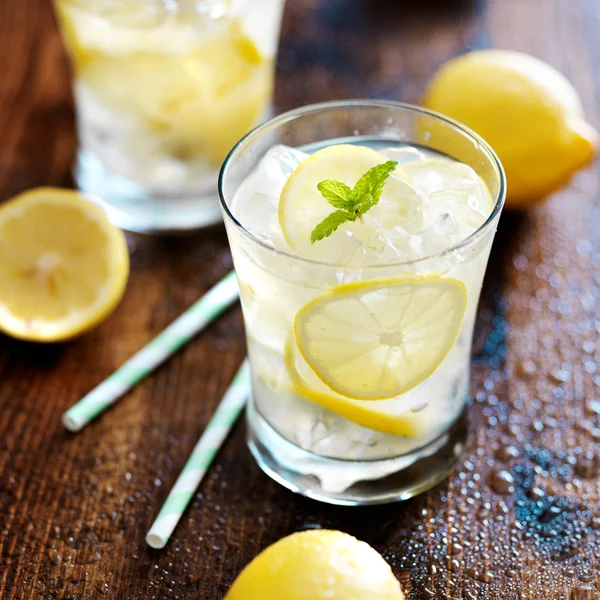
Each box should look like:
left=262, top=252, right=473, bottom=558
left=1, top=0, right=600, bottom=598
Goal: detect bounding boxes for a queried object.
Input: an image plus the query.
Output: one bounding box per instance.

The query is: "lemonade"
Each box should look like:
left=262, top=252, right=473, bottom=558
left=220, top=101, right=505, bottom=504
left=54, top=0, right=284, bottom=232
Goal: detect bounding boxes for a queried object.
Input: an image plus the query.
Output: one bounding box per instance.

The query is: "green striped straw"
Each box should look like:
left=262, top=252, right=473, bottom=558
left=62, top=271, right=239, bottom=432
left=146, top=359, right=250, bottom=549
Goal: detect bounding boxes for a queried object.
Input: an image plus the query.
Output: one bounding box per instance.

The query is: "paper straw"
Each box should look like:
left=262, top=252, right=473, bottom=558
left=146, top=359, right=251, bottom=549
left=62, top=271, right=239, bottom=432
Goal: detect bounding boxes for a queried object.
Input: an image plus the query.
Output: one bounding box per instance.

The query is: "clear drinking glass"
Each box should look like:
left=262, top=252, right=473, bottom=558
left=219, top=100, right=505, bottom=505
left=54, top=0, right=285, bottom=233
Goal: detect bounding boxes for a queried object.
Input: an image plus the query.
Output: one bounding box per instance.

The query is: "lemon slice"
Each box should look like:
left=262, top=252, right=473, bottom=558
left=278, top=144, right=420, bottom=251
left=0, top=188, right=129, bottom=342
left=285, top=336, right=438, bottom=437
left=294, top=275, right=466, bottom=400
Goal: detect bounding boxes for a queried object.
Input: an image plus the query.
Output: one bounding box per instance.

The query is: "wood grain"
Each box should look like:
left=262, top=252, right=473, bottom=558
left=1, top=0, right=600, bottom=598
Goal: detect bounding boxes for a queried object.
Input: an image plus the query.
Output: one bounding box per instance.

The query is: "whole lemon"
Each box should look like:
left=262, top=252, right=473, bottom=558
left=423, top=49, right=598, bottom=208
left=225, top=529, right=405, bottom=600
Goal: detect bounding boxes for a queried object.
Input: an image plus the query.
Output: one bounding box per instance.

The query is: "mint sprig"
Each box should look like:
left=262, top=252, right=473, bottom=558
left=310, top=160, right=398, bottom=243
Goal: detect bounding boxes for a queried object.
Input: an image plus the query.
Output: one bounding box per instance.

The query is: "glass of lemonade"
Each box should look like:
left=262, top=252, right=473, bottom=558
left=219, top=100, right=505, bottom=505
left=54, top=0, right=285, bottom=233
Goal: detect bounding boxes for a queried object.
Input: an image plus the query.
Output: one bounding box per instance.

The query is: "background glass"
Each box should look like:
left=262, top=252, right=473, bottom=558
left=54, top=0, right=285, bottom=233
left=220, top=100, right=506, bottom=505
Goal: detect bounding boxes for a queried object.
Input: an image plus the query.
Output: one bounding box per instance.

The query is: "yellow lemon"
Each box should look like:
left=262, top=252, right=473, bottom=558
left=284, top=335, right=440, bottom=437
left=225, top=530, right=405, bottom=600
left=423, top=49, right=598, bottom=208
left=294, top=275, right=466, bottom=400
left=278, top=144, right=418, bottom=253
left=0, top=188, right=129, bottom=342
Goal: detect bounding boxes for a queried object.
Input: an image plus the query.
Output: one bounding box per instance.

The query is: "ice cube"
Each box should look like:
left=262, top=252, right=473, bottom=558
left=315, top=229, right=363, bottom=265
left=307, top=223, right=408, bottom=268
left=294, top=414, right=335, bottom=451
left=308, top=412, right=386, bottom=458
left=321, top=173, right=425, bottom=266
left=415, top=212, right=463, bottom=256
left=375, top=175, right=424, bottom=234
left=78, top=0, right=170, bottom=28
left=408, top=161, right=491, bottom=217
left=265, top=145, right=309, bottom=178
left=231, top=145, right=308, bottom=247
left=360, top=227, right=411, bottom=266
left=402, top=159, right=492, bottom=241
left=379, top=146, right=428, bottom=165
left=408, top=160, right=477, bottom=194
left=431, top=200, right=488, bottom=232
left=377, top=226, right=425, bottom=261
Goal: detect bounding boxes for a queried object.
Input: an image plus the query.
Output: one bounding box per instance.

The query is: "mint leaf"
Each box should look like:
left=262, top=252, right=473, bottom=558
left=350, top=160, right=398, bottom=211
left=317, top=180, right=352, bottom=209
left=353, top=192, right=374, bottom=215
left=310, top=210, right=355, bottom=243
left=310, top=156, right=398, bottom=244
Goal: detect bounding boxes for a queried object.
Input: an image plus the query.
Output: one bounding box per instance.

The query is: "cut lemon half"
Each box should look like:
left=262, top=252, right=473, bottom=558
left=0, top=188, right=129, bottom=342
left=294, top=275, right=466, bottom=400
left=285, top=336, right=438, bottom=437
left=278, top=144, right=421, bottom=251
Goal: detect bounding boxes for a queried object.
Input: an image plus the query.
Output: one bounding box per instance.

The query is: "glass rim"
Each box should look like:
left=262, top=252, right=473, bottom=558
left=218, top=99, right=506, bottom=270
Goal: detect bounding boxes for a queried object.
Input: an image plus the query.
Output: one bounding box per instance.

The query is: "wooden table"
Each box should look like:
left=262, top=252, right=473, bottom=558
left=1, top=1, right=599, bottom=598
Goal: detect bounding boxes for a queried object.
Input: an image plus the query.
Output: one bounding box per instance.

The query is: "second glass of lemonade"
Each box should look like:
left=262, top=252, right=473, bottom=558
left=220, top=101, right=505, bottom=505
left=54, top=0, right=285, bottom=232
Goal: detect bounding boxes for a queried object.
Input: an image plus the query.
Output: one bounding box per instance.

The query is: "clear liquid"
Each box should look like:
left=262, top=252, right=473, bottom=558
left=54, top=0, right=284, bottom=231
left=227, top=138, right=496, bottom=463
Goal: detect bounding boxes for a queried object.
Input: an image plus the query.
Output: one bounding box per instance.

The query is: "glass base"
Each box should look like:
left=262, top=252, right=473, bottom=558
left=247, top=400, right=468, bottom=506
left=75, top=150, right=223, bottom=234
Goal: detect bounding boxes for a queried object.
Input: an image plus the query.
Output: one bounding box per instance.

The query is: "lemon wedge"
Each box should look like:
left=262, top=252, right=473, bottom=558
left=278, top=144, right=421, bottom=251
left=225, top=530, right=405, bottom=600
left=0, top=188, right=129, bottom=342
left=423, top=50, right=598, bottom=207
left=294, top=275, right=466, bottom=400
left=285, top=335, right=439, bottom=437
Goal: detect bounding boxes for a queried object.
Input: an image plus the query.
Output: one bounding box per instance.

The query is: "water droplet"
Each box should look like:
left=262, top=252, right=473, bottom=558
left=466, top=567, right=494, bottom=583
left=530, top=420, right=544, bottom=433
left=575, top=452, right=598, bottom=479
left=527, top=486, right=545, bottom=501
left=516, top=359, right=537, bottom=378
left=495, top=445, right=520, bottom=461
left=585, top=400, right=600, bottom=415
left=575, top=420, right=594, bottom=433
left=489, top=469, right=515, bottom=495
left=539, top=505, right=562, bottom=523
left=550, top=369, right=571, bottom=383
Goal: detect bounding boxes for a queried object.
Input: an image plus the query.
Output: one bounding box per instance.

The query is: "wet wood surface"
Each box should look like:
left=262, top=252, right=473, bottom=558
left=1, top=0, right=600, bottom=598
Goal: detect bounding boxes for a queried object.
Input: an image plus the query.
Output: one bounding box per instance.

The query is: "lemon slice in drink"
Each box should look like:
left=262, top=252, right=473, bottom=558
left=294, top=275, right=466, bottom=400
left=278, top=144, right=420, bottom=251
left=0, top=188, right=129, bottom=342
left=285, top=335, right=439, bottom=437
